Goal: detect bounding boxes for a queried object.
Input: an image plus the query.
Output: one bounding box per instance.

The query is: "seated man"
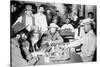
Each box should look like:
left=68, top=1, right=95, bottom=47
left=30, top=26, right=40, bottom=51
left=74, top=18, right=85, bottom=39
left=18, top=32, right=39, bottom=65
left=41, top=24, right=64, bottom=50
left=67, top=21, right=96, bottom=62
left=11, top=34, right=28, bottom=67
left=75, top=17, right=95, bottom=39
left=61, top=18, right=75, bottom=32
left=11, top=33, right=39, bottom=67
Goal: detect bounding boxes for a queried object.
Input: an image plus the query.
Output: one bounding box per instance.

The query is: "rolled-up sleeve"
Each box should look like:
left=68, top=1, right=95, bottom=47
left=68, top=38, right=83, bottom=48
left=86, top=36, right=96, bottom=56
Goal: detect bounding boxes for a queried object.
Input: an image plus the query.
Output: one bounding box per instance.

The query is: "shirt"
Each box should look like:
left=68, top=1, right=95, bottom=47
left=61, top=24, right=74, bottom=32
left=25, top=15, right=33, bottom=31
left=34, top=13, right=48, bottom=34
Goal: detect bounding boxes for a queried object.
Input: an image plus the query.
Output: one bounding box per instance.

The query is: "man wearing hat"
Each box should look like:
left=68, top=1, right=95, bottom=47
left=41, top=24, right=63, bottom=49
left=12, top=5, right=35, bottom=34
left=84, top=12, right=96, bottom=29
left=67, top=21, right=96, bottom=62
left=11, top=31, right=39, bottom=66
left=75, top=17, right=95, bottom=39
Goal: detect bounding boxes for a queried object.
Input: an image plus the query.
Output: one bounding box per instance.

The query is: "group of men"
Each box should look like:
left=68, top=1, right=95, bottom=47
left=12, top=5, right=48, bottom=34
left=11, top=5, right=64, bottom=66
left=11, top=4, right=97, bottom=67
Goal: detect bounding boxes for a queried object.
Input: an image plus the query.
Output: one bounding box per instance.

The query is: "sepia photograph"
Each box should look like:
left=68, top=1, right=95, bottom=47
left=10, top=0, right=97, bottom=67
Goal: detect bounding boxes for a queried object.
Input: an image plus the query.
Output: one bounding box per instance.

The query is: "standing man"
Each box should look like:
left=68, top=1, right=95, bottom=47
left=12, top=5, right=35, bottom=34
left=87, top=12, right=96, bottom=29
left=34, top=5, right=48, bottom=34
left=71, top=12, right=79, bottom=28
left=46, top=9, right=53, bottom=26
left=72, top=12, right=78, bottom=22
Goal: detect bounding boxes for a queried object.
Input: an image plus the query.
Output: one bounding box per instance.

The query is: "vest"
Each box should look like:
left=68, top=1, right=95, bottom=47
left=21, top=14, right=35, bottom=27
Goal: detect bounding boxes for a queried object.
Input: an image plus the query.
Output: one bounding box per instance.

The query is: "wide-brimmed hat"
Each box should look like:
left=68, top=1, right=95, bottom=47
left=12, top=22, right=29, bottom=37
left=48, top=23, right=59, bottom=29
left=80, top=18, right=93, bottom=25
left=25, top=5, right=33, bottom=11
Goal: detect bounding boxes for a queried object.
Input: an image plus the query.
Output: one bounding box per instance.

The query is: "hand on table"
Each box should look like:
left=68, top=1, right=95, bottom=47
left=64, top=44, right=69, bottom=48
left=49, top=40, right=54, bottom=44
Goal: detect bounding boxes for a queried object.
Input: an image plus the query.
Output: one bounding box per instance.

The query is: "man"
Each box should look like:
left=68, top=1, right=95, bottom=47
left=61, top=18, right=75, bottom=32
left=49, top=16, right=60, bottom=30
left=34, top=5, right=48, bottom=34
left=67, top=21, right=96, bottom=62
left=84, top=12, right=96, bottom=29
left=72, top=12, right=78, bottom=22
left=55, top=10, right=61, bottom=27
left=12, top=5, right=35, bottom=33
left=70, top=12, right=79, bottom=28
left=30, top=26, right=40, bottom=51
left=11, top=33, right=39, bottom=67
left=88, top=12, right=94, bottom=20
left=46, top=9, right=53, bottom=26
left=88, top=12, right=96, bottom=29
left=41, top=24, right=64, bottom=49
left=11, top=34, right=28, bottom=67
left=18, top=32, right=39, bottom=65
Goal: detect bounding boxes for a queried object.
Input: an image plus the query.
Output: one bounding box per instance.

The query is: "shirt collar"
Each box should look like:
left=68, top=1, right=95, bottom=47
left=86, top=30, right=94, bottom=35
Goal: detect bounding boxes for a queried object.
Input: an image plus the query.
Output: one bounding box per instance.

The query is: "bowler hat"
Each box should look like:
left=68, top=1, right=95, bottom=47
left=25, top=5, right=33, bottom=11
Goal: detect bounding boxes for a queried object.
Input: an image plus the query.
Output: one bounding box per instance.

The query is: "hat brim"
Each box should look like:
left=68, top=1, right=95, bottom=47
left=12, top=24, right=29, bottom=37
left=48, top=26, right=58, bottom=29
left=25, top=9, right=33, bottom=11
